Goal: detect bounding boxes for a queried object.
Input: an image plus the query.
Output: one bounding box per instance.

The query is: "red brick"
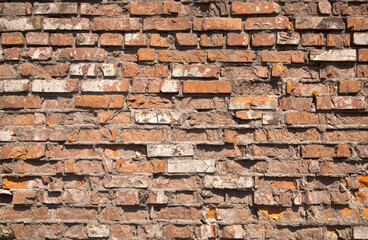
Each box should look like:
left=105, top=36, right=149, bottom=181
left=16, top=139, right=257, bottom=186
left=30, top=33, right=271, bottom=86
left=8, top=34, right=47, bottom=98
left=245, top=17, right=290, bottom=30
left=76, top=33, right=98, bottom=46
left=55, top=48, right=105, bottom=61
left=150, top=33, right=171, bottom=47
left=208, top=50, right=255, bottom=62
left=327, top=34, right=350, bottom=48
left=252, top=33, right=275, bottom=47
left=166, top=225, right=190, bottom=239
left=286, top=81, right=333, bottom=96
left=0, top=65, right=17, bottom=78
left=120, top=129, right=168, bottom=142
left=27, top=47, right=52, bottom=60
left=157, top=50, right=205, bottom=63
left=172, top=64, right=219, bottom=78
left=347, top=17, right=368, bottom=31
left=317, top=96, right=366, bottom=110
left=100, top=33, right=123, bottom=46
left=19, top=63, right=68, bottom=78
left=183, top=81, right=231, bottom=94
left=25, top=32, right=49, bottom=46
left=301, top=33, right=324, bottom=46
left=176, top=33, right=197, bottom=46
left=200, top=34, right=223, bottom=47
left=358, top=65, right=368, bottom=78
left=296, top=16, right=344, bottom=30
left=4, top=48, right=19, bottom=60
left=122, top=64, right=169, bottom=78
left=359, top=49, right=368, bottom=62
left=144, top=18, right=191, bottom=31
left=232, top=2, right=280, bottom=15
left=116, top=159, right=165, bottom=173
left=127, top=95, right=174, bottom=109
left=131, top=2, right=178, bottom=15
left=0, top=113, right=45, bottom=126
left=64, top=160, right=103, bottom=173
left=301, top=144, right=350, bottom=158
left=68, top=128, right=116, bottom=142
left=115, top=191, right=139, bottom=205
left=1, top=32, right=25, bottom=45
left=194, top=18, right=241, bottom=31
left=138, top=48, right=155, bottom=61
left=285, top=112, right=332, bottom=125
left=125, top=33, right=147, bottom=46
left=221, top=66, right=268, bottom=78
left=261, top=50, right=306, bottom=63
left=229, top=96, right=277, bottom=110
left=0, top=96, right=24, bottom=109
left=81, top=3, right=126, bottom=16
left=92, top=18, right=140, bottom=31
left=50, top=33, right=73, bottom=46
left=227, top=33, right=249, bottom=46
left=75, top=95, right=124, bottom=109
left=112, top=225, right=136, bottom=239
left=339, top=81, right=361, bottom=94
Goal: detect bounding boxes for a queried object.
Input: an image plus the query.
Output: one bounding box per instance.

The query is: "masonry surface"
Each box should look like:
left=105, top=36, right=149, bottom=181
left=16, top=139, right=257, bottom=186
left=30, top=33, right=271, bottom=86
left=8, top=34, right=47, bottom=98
left=0, top=0, right=368, bottom=239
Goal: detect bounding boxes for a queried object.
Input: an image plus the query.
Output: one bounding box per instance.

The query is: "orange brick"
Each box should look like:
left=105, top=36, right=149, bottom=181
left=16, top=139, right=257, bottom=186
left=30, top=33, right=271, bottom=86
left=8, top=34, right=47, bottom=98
left=301, top=33, right=324, bottom=46
left=138, top=48, right=155, bottom=61
left=120, top=129, right=168, bottom=142
left=100, top=33, right=123, bottom=46
left=245, top=17, right=290, bottom=30
left=183, top=81, right=231, bottom=93
left=252, top=33, right=275, bottom=47
left=232, top=2, right=280, bottom=15
left=150, top=33, right=170, bottom=47
left=227, top=33, right=249, bottom=46
left=144, top=18, right=191, bottom=31
left=75, top=95, right=124, bottom=108
left=1, top=32, right=25, bottom=45
left=358, top=49, right=368, bottom=62
left=339, top=80, right=361, bottom=93
left=176, top=33, right=197, bottom=46
left=50, top=33, right=73, bottom=46
left=116, top=159, right=165, bottom=173
left=208, top=50, right=255, bottom=62
left=200, top=34, right=223, bottom=47
left=125, top=33, right=147, bottom=46
left=194, top=18, right=241, bottom=31
left=130, top=1, right=178, bottom=15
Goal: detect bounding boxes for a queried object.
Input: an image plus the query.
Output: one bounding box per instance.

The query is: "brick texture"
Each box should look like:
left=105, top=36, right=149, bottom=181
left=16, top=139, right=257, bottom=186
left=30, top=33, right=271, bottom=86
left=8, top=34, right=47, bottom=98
left=0, top=0, right=367, bottom=239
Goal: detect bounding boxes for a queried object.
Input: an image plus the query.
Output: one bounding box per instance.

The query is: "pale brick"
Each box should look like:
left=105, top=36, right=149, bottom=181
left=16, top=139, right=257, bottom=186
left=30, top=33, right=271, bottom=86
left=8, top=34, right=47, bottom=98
left=147, top=144, right=194, bottom=157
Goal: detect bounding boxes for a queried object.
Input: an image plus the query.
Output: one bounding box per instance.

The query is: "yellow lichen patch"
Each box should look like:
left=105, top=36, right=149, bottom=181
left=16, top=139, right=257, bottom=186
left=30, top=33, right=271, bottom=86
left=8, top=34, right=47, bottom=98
left=272, top=178, right=296, bottom=190
left=358, top=176, right=368, bottom=188
left=257, top=207, right=284, bottom=221
left=340, top=207, right=352, bottom=217
left=2, top=177, right=29, bottom=189
left=12, top=149, right=28, bottom=159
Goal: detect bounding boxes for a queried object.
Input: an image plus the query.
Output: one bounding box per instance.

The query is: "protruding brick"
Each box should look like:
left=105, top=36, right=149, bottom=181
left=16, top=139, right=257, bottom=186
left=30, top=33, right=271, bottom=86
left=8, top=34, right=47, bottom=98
left=157, top=50, right=205, bottom=63
left=252, top=33, right=275, bottom=47
left=339, top=81, right=361, bottom=94
left=81, top=80, right=129, bottom=92
left=200, top=34, right=223, bottom=47
left=76, top=33, right=98, bottom=46
left=26, top=32, right=49, bottom=46
left=327, top=34, right=350, bottom=48
left=55, top=48, right=105, bottom=61
left=125, top=33, right=147, bottom=46
left=75, top=95, right=124, bottom=109
left=277, top=32, right=300, bottom=45
left=32, top=80, right=79, bottom=93
left=347, top=17, right=368, bottom=31
left=138, top=48, right=155, bottom=61
left=44, top=18, right=90, bottom=30
left=301, top=33, right=324, bottom=46
left=310, top=50, right=356, bottom=61
left=172, top=65, right=219, bottom=78
left=317, top=96, right=366, bottom=110
left=50, top=33, right=73, bottom=46
left=229, top=96, right=277, bottom=110
left=150, top=34, right=171, bottom=47
left=0, top=17, right=42, bottom=32
left=34, top=3, right=78, bottom=15
left=204, top=175, right=253, bottom=189
left=359, top=49, right=368, bottom=62
left=147, top=144, right=193, bottom=157
left=208, top=50, right=255, bottom=62
left=27, top=47, right=52, bottom=60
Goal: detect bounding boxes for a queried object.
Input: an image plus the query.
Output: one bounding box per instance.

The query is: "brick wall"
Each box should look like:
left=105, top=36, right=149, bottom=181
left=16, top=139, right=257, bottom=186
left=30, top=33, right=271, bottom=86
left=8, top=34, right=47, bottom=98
left=0, top=0, right=368, bottom=239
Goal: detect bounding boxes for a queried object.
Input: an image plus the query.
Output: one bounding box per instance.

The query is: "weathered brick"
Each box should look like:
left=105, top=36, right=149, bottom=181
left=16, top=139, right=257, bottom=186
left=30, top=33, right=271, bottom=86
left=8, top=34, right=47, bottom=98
left=339, top=81, right=361, bottom=94
left=81, top=80, right=129, bottom=92
left=34, top=3, right=78, bottom=15
left=359, top=49, right=368, bottom=62
left=166, top=225, right=190, bottom=239
left=70, top=63, right=97, bottom=76
left=81, top=3, right=126, bottom=16
left=147, top=144, right=193, bottom=157
left=229, top=96, right=277, bottom=110
left=134, top=110, right=180, bottom=124
left=76, top=33, right=98, bottom=46
left=1, top=32, right=25, bottom=45
left=232, top=2, right=280, bottom=15
left=208, top=50, right=255, bottom=62
left=150, top=33, right=171, bottom=47
left=301, top=33, right=324, bottom=46
left=32, top=80, right=79, bottom=93
left=310, top=49, right=356, bottom=61
left=295, top=17, right=344, bottom=30
left=120, top=129, right=167, bottom=142
left=347, top=17, right=368, bottom=31
left=0, top=17, right=42, bottom=32
left=301, top=144, right=350, bottom=158
left=55, top=48, right=105, bottom=61
left=27, top=47, right=52, bottom=60
left=157, top=50, right=205, bottom=63
left=221, top=66, right=268, bottom=78
left=44, top=18, right=90, bottom=30
left=50, top=33, right=73, bottom=46
left=92, top=18, right=140, bottom=31
left=127, top=95, right=173, bottom=109
left=194, top=18, right=241, bottom=31
left=200, top=34, right=223, bottom=47
left=227, top=33, right=249, bottom=46
left=244, top=17, right=290, bottom=30
left=176, top=33, right=197, bottom=46
left=125, top=33, right=147, bottom=46
left=317, top=96, right=366, bottom=110
left=286, top=81, right=333, bottom=96
left=69, top=129, right=116, bottom=142
left=4, top=48, right=19, bottom=60
left=327, top=34, right=350, bottom=48
left=25, top=32, right=49, bottom=46
left=277, top=32, right=300, bottom=45
left=252, top=33, right=275, bottom=47
left=204, top=175, right=253, bottom=189
left=144, top=18, right=191, bottom=31
left=261, top=50, right=306, bottom=63
left=116, top=159, right=164, bottom=174
left=183, top=81, right=231, bottom=94
left=138, top=48, right=155, bottom=61
left=131, top=2, right=178, bottom=15
left=75, top=95, right=124, bottom=109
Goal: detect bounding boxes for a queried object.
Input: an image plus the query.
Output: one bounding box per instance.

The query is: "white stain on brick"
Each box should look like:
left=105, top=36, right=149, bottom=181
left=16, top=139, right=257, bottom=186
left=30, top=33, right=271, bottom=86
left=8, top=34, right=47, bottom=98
left=160, top=80, right=179, bottom=93
left=310, top=49, right=356, bottom=61
left=147, top=144, right=193, bottom=157
left=70, top=63, right=97, bottom=76
left=0, top=130, right=15, bottom=141
left=2, top=80, right=29, bottom=92
left=134, top=110, right=181, bottom=124
left=87, top=225, right=110, bottom=238
left=100, top=64, right=117, bottom=76
left=167, top=160, right=215, bottom=173
left=204, top=175, right=253, bottom=189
